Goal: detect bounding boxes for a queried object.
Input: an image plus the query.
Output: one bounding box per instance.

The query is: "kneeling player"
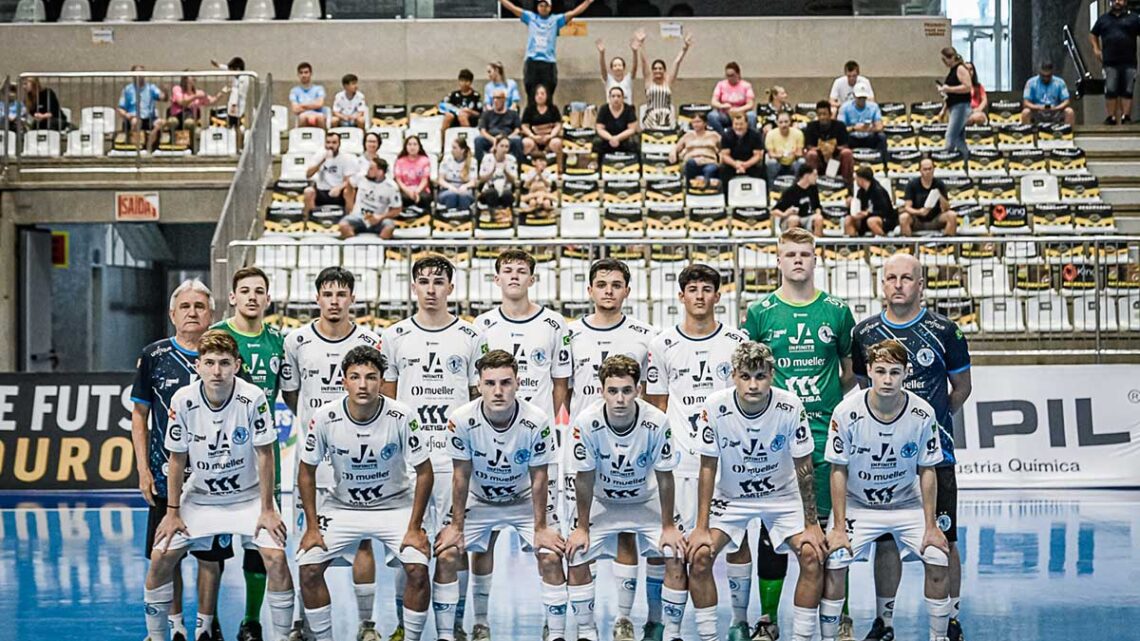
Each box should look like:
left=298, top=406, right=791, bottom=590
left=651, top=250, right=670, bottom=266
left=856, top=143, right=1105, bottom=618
left=431, top=350, right=566, bottom=641
left=821, top=339, right=951, bottom=641
left=297, top=346, right=435, bottom=641
left=143, top=331, right=294, bottom=641
left=565, top=355, right=687, bottom=641
left=687, top=342, right=826, bottom=641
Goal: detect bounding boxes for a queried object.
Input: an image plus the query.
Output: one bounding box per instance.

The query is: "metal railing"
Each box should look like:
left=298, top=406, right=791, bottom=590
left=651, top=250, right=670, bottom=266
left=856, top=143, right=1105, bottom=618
left=1, top=74, right=10, bottom=178
left=224, top=234, right=1140, bottom=358
left=210, top=74, right=274, bottom=308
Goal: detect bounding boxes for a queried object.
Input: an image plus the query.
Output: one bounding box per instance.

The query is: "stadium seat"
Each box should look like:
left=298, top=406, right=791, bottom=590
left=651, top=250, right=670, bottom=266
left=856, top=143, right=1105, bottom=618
left=368, top=126, right=404, bottom=155
left=641, top=151, right=680, bottom=180
left=378, top=261, right=412, bottom=302
left=923, top=263, right=968, bottom=298
left=730, top=207, right=772, bottom=237
left=288, top=127, right=325, bottom=155
left=932, top=149, right=966, bottom=177
left=1118, top=293, right=1140, bottom=330
left=1048, top=147, right=1087, bottom=175
left=443, top=127, right=479, bottom=154
left=555, top=257, right=592, bottom=302
left=290, top=0, right=321, bottom=19
left=880, top=103, right=907, bottom=126
left=1019, top=174, right=1059, bottom=204
left=829, top=260, right=875, bottom=300
left=918, top=124, right=948, bottom=152
left=1026, top=293, right=1072, bottom=332
left=197, top=0, right=229, bottom=20
left=407, top=127, right=442, bottom=156
left=1036, top=123, right=1074, bottom=149
left=287, top=268, right=321, bottom=302
left=650, top=299, right=685, bottom=328
left=1059, top=175, right=1100, bottom=203
left=848, top=297, right=883, bottom=319
left=530, top=264, right=558, bottom=302
left=1073, top=203, right=1116, bottom=233
left=340, top=235, right=385, bottom=269
left=688, top=205, right=728, bottom=238
left=243, top=0, right=275, bottom=20
left=559, top=205, right=600, bottom=238
left=151, top=0, right=182, bottom=20
left=967, top=261, right=1011, bottom=297
left=13, top=0, right=46, bottom=21
left=58, top=0, right=91, bottom=21
left=1007, top=149, right=1047, bottom=176
left=1071, top=294, right=1118, bottom=332
left=347, top=269, right=381, bottom=303
left=198, top=127, right=237, bottom=156
left=997, top=124, right=1035, bottom=150
left=271, top=104, right=289, bottom=132
left=964, top=125, right=996, bottom=149
left=278, top=152, right=310, bottom=182
left=23, top=130, right=61, bottom=157
left=80, top=107, right=116, bottom=137
left=933, top=297, right=979, bottom=332
left=887, top=149, right=922, bottom=178
left=263, top=267, right=291, bottom=303
left=685, top=190, right=725, bottom=209
left=372, top=105, right=410, bottom=128
left=987, top=99, right=1021, bottom=125
left=727, top=177, right=767, bottom=209
left=255, top=234, right=299, bottom=270
left=979, top=297, right=1025, bottom=333
left=329, top=127, right=364, bottom=155
left=601, top=152, right=641, bottom=181
left=296, top=236, right=340, bottom=268
left=0, top=131, right=15, bottom=156
left=64, top=129, right=104, bottom=157
left=644, top=205, right=686, bottom=238
left=884, top=125, right=917, bottom=151
left=966, top=148, right=1007, bottom=177
left=1032, top=203, right=1073, bottom=233
left=103, top=0, right=137, bottom=21
left=467, top=261, right=500, bottom=302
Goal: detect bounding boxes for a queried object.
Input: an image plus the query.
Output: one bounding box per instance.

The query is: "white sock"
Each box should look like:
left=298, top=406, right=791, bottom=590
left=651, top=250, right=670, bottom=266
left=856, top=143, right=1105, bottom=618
left=169, top=614, right=187, bottom=638
left=144, top=582, right=174, bottom=641
left=403, top=607, right=428, bottom=641
left=543, top=581, right=570, bottom=640
left=393, top=572, right=406, bottom=625
left=727, top=561, right=753, bottom=625
left=568, top=582, right=597, bottom=641
left=354, top=581, right=376, bottom=625
left=926, top=596, right=952, bottom=640
left=293, top=590, right=304, bottom=624
left=432, top=581, right=460, bottom=641
left=472, top=572, right=492, bottom=627
left=266, top=589, right=295, bottom=641
left=194, top=613, right=213, bottom=641
left=820, top=598, right=844, bottom=641
left=951, top=596, right=960, bottom=619
left=613, top=562, right=638, bottom=620
left=661, top=586, right=687, bottom=640
left=456, top=569, right=470, bottom=627
left=877, top=596, right=895, bottom=626
left=304, top=604, right=333, bottom=641
left=792, top=605, right=819, bottom=641
left=645, top=563, right=666, bottom=624
left=695, top=605, right=718, bottom=641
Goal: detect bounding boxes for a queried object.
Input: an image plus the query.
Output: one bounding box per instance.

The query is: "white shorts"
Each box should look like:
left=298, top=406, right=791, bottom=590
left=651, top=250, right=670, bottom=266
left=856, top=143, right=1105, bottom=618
left=569, top=496, right=680, bottom=567
left=546, top=459, right=563, bottom=533
left=463, top=499, right=539, bottom=554
left=428, top=469, right=454, bottom=535
left=297, top=501, right=429, bottom=567
left=560, top=466, right=577, bottom=536
left=709, top=492, right=804, bottom=555
left=675, top=475, right=699, bottom=533
left=162, top=493, right=282, bottom=552
left=825, top=505, right=950, bottom=570
left=293, top=487, right=331, bottom=537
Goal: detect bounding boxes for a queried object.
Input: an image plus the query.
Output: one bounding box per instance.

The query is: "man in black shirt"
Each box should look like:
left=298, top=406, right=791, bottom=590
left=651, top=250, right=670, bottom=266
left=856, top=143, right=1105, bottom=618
left=475, top=89, right=524, bottom=163
left=900, top=157, right=957, bottom=235
left=593, top=86, right=639, bottom=160
left=845, top=165, right=897, bottom=236
left=804, top=100, right=855, bottom=185
left=772, top=162, right=822, bottom=234
left=1091, top=0, right=1140, bottom=125
left=718, top=112, right=765, bottom=185
left=441, top=68, right=483, bottom=129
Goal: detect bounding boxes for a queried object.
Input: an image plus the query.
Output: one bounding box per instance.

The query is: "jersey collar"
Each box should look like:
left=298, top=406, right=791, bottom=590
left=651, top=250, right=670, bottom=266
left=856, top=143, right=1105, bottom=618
left=312, top=320, right=358, bottom=344
left=604, top=403, right=640, bottom=436
left=170, top=336, right=199, bottom=357
left=582, top=314, right=627, bottom=332
left=199, top=381, right=235, bottom=413
left=733, top=389, right=773, bottom=420
left=497, top=305, right=545, bottom=325
left=773, top=289, right=822, bottom=308
left=343, top=395, right=385, bottom=426
left=863, top=390, right=910, bottom=426
left=223, top=318, right=266, bottom=339
left=675, top=322, right=723, bottom=342
left=411, top=316, right=459, bottom=333
left=481, top=399, right=520, bottom=433
left=879, top=307, right=927, bottom=329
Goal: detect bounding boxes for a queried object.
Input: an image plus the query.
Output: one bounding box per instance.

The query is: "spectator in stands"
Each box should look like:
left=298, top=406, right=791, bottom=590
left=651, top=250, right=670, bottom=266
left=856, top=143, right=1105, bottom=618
left=167, top=75, right=217, bottom=152
left=22, top=76, right=67, bottom=131
left=210, top=57, right=249, bottom=130
left=347, top=131, right=384, bottom=204
left=441, top=69, right=483, bottom=130
left=846, top=165, right=896, bottom=236
left=475, top=89, right=524, bottom=163
left=1090, top=0, right=1139, bottom=125
left=805, top=99, right=855, bottom=185
left=959, top=62, right=988, bottom=125
left=498, top=0, right=597, bottom=104
left=1020, top=61, right=1076, bottom=126
left=117, top=65, right=166, bottom=152
left=900, top=157, right=957, bottom=235
left=289, top=62, right=326, bottom=128
left=670, top=111, right=721, bottom=189
left=939, top=46, right=974, bottom=161
left=394, top=135, right=433, bottom=209
left=437, top=138, right=478, bottom=210
left=708, top=61, right=757, bottom=134
left=6, top=82, right=27, bottom=131
left=771, top=162, right=821, bottom=233
left=483, top=61, right=521, bottom=111
left=479, top=135, right=520, bottom=211
left=593, top=86, right=640, bottom=161
left=760, top=85, right=793, bottom=136
left=718, top=111, right=765, bottom=184
left=839, top=86, right=887, bottom=159
left=338, top=156, right=401, bottom=239
left=830, top=59, right=875, bottom=112
left=303, top=132, right=356, bottom=218
left=596, top=32, right=641, bottom=103
left=521, top=154, right=556, bottom=214
left=332, top=73, right=367, bottom=129
left=521, top=84, right=564, bottom=161
left=764, top=111, right=805, bottom=184
left=637, top=30, right=692, bottom=130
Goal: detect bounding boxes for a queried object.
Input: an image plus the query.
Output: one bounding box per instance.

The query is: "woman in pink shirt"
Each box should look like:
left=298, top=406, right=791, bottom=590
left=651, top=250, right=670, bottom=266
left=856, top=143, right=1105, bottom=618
left=166, top=75, right=217, bottom=151
left=394, top=135, right=433, bottom=208
left=708, top=61, right=757, bottom=134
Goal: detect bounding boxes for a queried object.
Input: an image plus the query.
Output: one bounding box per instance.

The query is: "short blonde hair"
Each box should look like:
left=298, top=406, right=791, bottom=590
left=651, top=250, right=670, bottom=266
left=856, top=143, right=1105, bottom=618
left=732, top=342, right=775, bottom=374
left=778, top=227, right=816, bottom=248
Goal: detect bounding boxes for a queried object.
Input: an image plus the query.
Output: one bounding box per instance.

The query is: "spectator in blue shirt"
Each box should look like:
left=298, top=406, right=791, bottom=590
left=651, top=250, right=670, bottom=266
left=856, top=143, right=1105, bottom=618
left=839, top=85, right=887, bottom=159
left=117, top=64, right=166, bottom=152
left=289, top=61, right=327, bottom=128
left=483, top=61, right=523, bottom=111
left=1020, top=61, right=1075, bottom=126
left=6, top=81, right=28, bottom=131
left=498, top=0, right=596, bottom=105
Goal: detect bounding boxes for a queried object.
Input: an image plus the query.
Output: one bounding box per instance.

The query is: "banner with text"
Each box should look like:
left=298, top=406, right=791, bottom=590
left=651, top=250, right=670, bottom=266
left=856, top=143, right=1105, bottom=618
left=953, top=364, right=1140, bottom=488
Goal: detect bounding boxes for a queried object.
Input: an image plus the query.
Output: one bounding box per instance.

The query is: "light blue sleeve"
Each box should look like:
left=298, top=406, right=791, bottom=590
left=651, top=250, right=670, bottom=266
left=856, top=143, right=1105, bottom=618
left=314, top=85, right=326, bottom=102
left=557, top=14, right=568, bottom=28
left=521, top=9, right=534, bottom=25
left=1058, top=81, right=1070, bottom=102
left=118, top=86, right=130, bottom=111
left=1022, top=78, right=1035, bottom=103
left=483, top=82, right=495, bottom=108
left=871, top=104, right=883, bottom=122
left=508, top=80, right=521, bottom=108
left=289, top=86, right=303, bottom=105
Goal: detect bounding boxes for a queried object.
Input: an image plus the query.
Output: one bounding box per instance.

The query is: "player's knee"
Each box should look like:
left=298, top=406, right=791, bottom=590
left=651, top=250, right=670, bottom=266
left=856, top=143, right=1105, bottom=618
left=436, top=546, right=461, bottom=569
left=404, top=563, right=429, bottom=590
left=690, top=551, right=715, bottom=578
left=536, top=551, right=562, bottom=576
left=798, top=544, right=821, bottom=571
left=299, top=564, right=324, bottom=592
left=664, top=558, right=687, bottom=583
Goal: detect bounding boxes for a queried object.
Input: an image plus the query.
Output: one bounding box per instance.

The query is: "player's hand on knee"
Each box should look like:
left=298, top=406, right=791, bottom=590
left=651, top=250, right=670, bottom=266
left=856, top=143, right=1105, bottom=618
left=921, top=525, right=950, bottom=557
left=299, top=526, right=326, bottom=553
left=256, top=509, right=288, bottom=547
left=685, top=526, right=713, bottom=563
left=826, top=527, right=851, bottom=557
left=156, top=514, right=189, bottom=553
left=534, top=526, right=566, bottom=557
left=434, top=523, right=465, bottom=556
left=660, top=525, right=687, bottom=560
left=401, top=527, right=431, bottom=559
left=566, top=526, right=590, bottom=560
left=798, top=522, right=827, bottom=565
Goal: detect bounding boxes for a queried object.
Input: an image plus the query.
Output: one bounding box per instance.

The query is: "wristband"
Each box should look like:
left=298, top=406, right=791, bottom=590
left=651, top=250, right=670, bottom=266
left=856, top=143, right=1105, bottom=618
left=167, top=504, right=180, bottom=509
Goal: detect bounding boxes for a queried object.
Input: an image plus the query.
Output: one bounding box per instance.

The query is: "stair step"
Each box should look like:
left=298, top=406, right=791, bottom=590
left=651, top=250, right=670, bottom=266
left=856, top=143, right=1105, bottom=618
left=1074, top=135, right=1140, bottom=153
left=1088, top=161, right=1140, bottom=179
left=1100, top=186, right=1140, bottom=205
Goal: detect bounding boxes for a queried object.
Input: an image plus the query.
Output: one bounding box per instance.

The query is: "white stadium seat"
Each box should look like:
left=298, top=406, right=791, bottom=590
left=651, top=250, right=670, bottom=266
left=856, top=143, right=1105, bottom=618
left=1071, top=294, right=1118, bottom=332
left=967, top=262, right=1011, bottom=297
left=103, top=0, right=136, bottom=22
left=829, top=261, right=875, bottom=300
left=467, top=262, right=500, bottom=303
left=651, top=299, right=684, bottom=328
left=296, top=236, right=340, bottom=269
left=1025, top=293, right=1072, bottom=332
left=379, top=262, right=411, bottom=302
left=197, top=0, right=229, bottom=20
left=1118, top=293, right=1140, bottom=331
left=263, top=268, right=291, bottom=303
left=407, top=127, right=443, bottom=156
left=341, top=236, right=385, bottom=270
left=151, top=0, right=182, bottom=21
left=288, top=127, right=325, bottom=155
left=727, top=177, right=767, bottom=209
left=0, top=131, right=15, bottom=156
left=1019, top=173, right=1059, bottom=204
left=198, top=127, right=237, bottom=156
left=23, top=130, right=61, bottom=157
left=559, top=206, right=600, bottom=238
left=557, top=258, right=593, bottom=302
left=64, top=130, right=104, bottom=157
left=532, top=265, right=558, bottom=303
left=370, top=127, right=405, bottom=154
left=58, top=0, right=91, bottom=21
left=288, top=268, right=321, bottom=302
left=255, top=234, right=299, bottom=270
left=349, top=268, right=381, bottom=303
left=848, top=297, right=883, bottom=320
left=243, top=0, right=275, bottom=20
left=330, top=127, right=364, bottom=155
left=443, top=127, right=480, bottom=155
left=80, top=107, right=116, bottom=137
left=979, top=297, right=1025, bottom=333
left=279, top=153, right=310, bottom=182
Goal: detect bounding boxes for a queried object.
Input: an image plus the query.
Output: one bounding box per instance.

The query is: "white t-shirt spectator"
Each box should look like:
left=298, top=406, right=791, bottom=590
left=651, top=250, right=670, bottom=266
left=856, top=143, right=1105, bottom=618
left=606, top=74, right=634, bottom=103
left=830, top=75, right=875, bottom=106
left=308, top=151, right=360, bottom=191
left=333, top=90, right=367, bottom=120
left=352, top=176, right=401, bottom=217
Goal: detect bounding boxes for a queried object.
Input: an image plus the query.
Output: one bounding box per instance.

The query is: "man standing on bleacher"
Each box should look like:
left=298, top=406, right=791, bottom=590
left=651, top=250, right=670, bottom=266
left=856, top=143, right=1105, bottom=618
left=1090, top=0, right=1140, bottom=125
left=498, top=0, right=597, bottom=104
left=850, top=253, right=973, bottom=641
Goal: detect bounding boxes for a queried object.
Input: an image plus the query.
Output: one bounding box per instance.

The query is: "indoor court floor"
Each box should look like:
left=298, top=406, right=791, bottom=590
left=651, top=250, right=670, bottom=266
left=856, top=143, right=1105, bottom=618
left=2, top=489, right=1136, bottom=641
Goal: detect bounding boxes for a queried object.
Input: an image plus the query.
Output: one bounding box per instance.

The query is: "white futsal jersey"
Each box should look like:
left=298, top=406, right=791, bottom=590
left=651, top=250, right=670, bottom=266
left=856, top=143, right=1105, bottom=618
left=165, top=378, right=275, bottom=505
left=645, top=324, right=748, bottom=477
left=571, top=398, right=676, bottom=504
left=445, top=398, right=556, bottom=504
left=473, top=307, right=572, bottom=416
left=301, top=395, right=429, bottom=510
left=381, top=317, right=487, bottom=472
left=566, top=315, right=656, bottom=423
left=826, top=390, right=943, bottom=510
left=695, top=387, right=812, bottom=501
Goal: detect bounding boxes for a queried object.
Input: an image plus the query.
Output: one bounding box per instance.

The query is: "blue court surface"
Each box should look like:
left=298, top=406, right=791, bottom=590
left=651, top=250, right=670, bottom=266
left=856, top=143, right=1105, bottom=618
left=2, top=489, right=1136, bottom=641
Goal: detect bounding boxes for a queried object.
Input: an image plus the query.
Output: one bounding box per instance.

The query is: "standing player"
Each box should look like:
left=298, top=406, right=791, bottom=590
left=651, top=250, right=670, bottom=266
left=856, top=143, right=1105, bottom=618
left=381, top=255, right=487, bottom=641
left=687, top=342, right=825, bottom=641
left=143, top=331, right=295, bottom=641
left=741, top=227, right=856, bottom=641
left=821, top=340, right=951, bottom=641
left=297, top=347, right=434, bottom=641
left=644, top=264, right=748, bottom=641
left=131, top=279, right=230, bottom=641
left=212, top=267, right=287, bottom=641
left=565, top=355, right=687, bottom=641
left=471, top=249, right=572, bottom=638
left=851, top=253, right=972, bottom=641
left=565, top=258, right=657, bottom=641
left=430, top=350, right=566, bottom=641
left=280, top=267, right=382, bottom=641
